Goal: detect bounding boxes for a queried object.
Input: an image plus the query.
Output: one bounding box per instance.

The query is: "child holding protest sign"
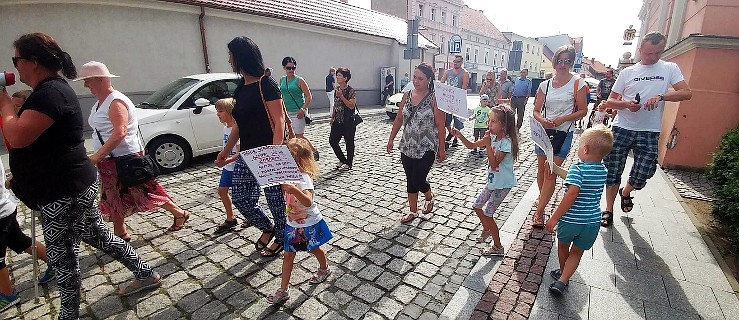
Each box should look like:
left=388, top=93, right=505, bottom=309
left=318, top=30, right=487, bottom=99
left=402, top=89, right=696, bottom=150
left=545, top=125, right=613, bottom=295
left=213, top=98, right=241, bottom=236
left=452, top=106, right=519, bottom=256
left=267, top=138, right=332, bottom=304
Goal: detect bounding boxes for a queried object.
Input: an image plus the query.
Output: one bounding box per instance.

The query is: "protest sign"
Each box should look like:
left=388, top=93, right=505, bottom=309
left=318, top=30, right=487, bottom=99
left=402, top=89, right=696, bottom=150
left=530, top=116, right=554, bottom=172
left=592, top=111, right=607, bottom=125
left=240, top=145, right=304, bottom=187
left=434, top=81, right=469, bottom=118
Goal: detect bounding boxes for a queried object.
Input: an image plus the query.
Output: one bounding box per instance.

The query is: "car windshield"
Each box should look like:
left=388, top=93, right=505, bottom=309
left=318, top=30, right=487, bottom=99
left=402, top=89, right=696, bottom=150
left=139, top=78, right=200, bottom=109
left=402, top=82, right=414, bottom=92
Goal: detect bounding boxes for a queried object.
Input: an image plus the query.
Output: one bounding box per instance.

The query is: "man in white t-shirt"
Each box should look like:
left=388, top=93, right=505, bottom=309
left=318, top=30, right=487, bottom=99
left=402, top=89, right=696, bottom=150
left=600, top=32, right=692, bottom=227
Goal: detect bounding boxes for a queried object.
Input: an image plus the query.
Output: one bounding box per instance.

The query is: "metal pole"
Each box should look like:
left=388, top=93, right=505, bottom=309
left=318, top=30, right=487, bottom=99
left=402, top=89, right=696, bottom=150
left=30, top=209, right=39, bottom=303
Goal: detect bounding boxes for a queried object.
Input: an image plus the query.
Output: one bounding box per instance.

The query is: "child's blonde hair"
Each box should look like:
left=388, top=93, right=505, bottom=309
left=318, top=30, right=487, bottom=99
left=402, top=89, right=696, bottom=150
left=286, top=138, right=319, bottom=179
left=489, top=105, right=519, bottom=160
left=215, top=98, right=235, bottom=121
left=581, top=124, right=614, bottom=159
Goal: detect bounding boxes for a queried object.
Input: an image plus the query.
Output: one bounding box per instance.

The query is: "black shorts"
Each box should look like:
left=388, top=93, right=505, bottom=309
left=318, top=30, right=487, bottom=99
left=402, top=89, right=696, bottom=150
left=474, top=128, right=487, bottom=140
left=0, top=210, right=32, bottom=258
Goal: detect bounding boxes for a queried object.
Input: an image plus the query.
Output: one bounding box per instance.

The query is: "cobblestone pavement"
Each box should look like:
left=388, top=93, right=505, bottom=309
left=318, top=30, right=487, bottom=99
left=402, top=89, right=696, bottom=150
left=662, top=168, right=713, bottom=202
left=4, top=101, right=546, bottom=320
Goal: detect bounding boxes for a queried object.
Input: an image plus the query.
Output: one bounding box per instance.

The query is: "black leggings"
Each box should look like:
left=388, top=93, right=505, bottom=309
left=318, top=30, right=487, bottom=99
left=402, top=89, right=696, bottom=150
left=401, top=151, right=435, bottom=193
left=329, top=122, right=356, bottom=166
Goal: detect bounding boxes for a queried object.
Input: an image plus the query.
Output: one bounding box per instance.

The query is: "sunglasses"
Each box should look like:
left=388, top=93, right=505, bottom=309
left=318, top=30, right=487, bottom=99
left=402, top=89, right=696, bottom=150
left=285, top=66, right=296, bottom=70
left=556, top=58, right=573, bottom=65
left=486, top=78, right=494, bottom=80
left=453, top=60, right=463, bottom=63
left=12, top=56, right=29, bottom=67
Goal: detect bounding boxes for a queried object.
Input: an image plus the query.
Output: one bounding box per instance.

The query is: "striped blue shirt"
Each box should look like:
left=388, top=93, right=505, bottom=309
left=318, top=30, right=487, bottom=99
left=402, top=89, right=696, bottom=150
left=561, top=161, right=607, bottom=225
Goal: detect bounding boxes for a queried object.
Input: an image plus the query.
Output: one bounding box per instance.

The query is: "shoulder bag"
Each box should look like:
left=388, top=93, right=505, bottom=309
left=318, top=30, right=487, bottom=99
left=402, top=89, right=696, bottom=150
left=95, top=130, right=159, bottom=189
left=261, top=76, right=295, bottom=142
left=339, top=86, right=362, bottom=126
left=282, top=77, right=312, bottom=125
left=542, top=78, right=579, bottom=154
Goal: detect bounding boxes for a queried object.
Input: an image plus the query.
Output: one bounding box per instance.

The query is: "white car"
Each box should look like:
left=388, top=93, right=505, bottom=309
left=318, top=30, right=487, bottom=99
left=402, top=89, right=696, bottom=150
left=384, top=82, right=414, bottom=119
left=136, top=73, right=240, bottom=172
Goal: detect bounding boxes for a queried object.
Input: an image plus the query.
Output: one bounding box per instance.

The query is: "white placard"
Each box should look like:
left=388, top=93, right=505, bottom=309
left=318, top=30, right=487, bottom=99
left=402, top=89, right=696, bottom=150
left=530, top=116, right=554, bottom=172
left=592, top=111, right=607, bottom=125
left=240, top=145, right=305, bottom=187
left=434, top=81, right=469, bottom=118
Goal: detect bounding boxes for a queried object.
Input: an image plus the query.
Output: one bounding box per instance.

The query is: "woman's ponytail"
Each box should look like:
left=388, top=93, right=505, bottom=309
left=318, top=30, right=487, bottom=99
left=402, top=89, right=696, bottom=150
left=59, top=51, right=77, bottom=80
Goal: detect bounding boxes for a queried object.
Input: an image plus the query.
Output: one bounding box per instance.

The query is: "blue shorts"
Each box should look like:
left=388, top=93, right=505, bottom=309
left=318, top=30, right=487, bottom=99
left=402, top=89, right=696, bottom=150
left=219, top=169, right=233, bottom=188
left=445, top=113, right=464, bottom=129
left=556, top=221, right=600, bottom=250
left=535, top=131, right=574, bottom=159
left=284, top=220, right=333, bottom=252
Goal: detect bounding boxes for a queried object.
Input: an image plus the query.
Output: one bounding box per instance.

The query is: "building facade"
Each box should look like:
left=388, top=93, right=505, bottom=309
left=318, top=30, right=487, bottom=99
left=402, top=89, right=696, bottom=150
left=460, top=6, right=509, bottom=91
left=0, top=0, right=436, bottom=117
left=502, top=32, right=545, bottom=78
left=636, top=0, right=739, bottom=169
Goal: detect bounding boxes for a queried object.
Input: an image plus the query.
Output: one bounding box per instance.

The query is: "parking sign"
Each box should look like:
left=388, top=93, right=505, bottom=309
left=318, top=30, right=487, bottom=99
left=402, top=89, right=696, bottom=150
left=449, top=34, right=462, bottom=54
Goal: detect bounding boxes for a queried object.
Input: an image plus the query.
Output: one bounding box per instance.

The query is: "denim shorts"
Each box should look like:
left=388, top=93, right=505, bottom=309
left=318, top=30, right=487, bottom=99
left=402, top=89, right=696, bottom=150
left=556, top=221, right=600, bottom=250
left=445, top=113, right=464, bottom=129
left=219, top=169, right=233, bottom=188
left=535, top=131, right=574, bottom=159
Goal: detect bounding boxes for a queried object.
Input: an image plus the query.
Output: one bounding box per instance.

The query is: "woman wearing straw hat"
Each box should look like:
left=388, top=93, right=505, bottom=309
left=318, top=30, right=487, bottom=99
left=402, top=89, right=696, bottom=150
left=79, top=61, right=190, bottom=241
left=0, top=33, right=160, bottom=319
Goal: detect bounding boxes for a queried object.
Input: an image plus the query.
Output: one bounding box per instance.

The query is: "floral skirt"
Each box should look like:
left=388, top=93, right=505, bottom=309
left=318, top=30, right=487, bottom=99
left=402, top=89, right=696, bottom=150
left=283, top=220, right=333, bottom=252
left=97, top=158, right=170, bottom=221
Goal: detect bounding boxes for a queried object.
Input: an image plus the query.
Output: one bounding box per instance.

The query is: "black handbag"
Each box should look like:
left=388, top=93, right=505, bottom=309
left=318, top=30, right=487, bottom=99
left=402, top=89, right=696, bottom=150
left=542, top=80, right=573, bottom=154
left=95, top=130, right=159, bottom=188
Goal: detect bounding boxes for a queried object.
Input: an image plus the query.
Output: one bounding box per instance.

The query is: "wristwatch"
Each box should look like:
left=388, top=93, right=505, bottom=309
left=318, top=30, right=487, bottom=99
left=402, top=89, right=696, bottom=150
left=658, top=94, right=665, bottom=101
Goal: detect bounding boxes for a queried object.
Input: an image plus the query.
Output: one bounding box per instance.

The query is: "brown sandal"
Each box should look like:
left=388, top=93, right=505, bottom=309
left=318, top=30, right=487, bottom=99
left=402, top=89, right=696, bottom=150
left=168, top=211, right=190, bottom=232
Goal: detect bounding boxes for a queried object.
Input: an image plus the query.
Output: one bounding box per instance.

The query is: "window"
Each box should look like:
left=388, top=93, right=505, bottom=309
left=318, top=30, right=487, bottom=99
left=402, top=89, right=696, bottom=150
left=526, top=44, right=529, bottom=53
left=512, top=41, right=522, bottom=51
left=440, top=36, right=445, bottom=54
left=431, top=8, right=436, bottom=21
left=474, top=47, right=479, bottom=63
left=452, top=15, right=457, bottom=26
left=442, top=11, right=446, bottom=24
left=485, top=49, right=489, bottom=64
left=466, top=46, right=470, bottom=61
left=476, top=37, right=479, bottom=42
left=419, top=4, right=424, bottom=17
left=501, top=53, right=505, bottom=66
left=431, top=34, right=436, bottom=43
left=486, top=40, right=489, bottom=45
left=189, top=80, right=239, bottom=107
left=495, top=52, right=498, bottom=65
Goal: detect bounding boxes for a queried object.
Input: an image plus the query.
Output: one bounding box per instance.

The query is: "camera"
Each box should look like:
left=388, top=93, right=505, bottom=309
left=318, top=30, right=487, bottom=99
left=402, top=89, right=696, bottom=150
left=0, top=72, right=15, bottom=87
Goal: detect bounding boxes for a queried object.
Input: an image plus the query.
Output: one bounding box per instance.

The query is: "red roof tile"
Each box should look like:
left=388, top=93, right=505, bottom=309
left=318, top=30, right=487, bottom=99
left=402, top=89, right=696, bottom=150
left=460, top=6, right=508, bottom=43
left=157, top=0, right=436, bottom=48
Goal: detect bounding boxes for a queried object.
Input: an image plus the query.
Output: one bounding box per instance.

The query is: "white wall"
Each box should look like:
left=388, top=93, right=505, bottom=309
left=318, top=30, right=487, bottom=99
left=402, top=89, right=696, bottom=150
left=0, top=1, right=407, bottom=114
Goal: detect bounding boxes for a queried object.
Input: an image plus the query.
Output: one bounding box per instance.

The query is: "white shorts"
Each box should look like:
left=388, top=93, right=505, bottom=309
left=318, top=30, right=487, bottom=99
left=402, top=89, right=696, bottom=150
left=287, top=111, right=306, bottom=135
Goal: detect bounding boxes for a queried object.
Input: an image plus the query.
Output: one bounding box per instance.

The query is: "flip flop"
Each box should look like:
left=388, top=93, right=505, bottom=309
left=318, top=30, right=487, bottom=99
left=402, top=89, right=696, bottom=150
left=401, top=210, right=419, bottom=223
left=118, top=272, right=161, bottom=297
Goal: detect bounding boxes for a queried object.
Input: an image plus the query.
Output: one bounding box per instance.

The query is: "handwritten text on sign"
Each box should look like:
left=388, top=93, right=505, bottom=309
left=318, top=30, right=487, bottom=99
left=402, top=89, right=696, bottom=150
left=435, top=81, right=469, bottom=118
left=240, top=145, right=304, bottom=187
left=530, top=116, right=554, bottom=172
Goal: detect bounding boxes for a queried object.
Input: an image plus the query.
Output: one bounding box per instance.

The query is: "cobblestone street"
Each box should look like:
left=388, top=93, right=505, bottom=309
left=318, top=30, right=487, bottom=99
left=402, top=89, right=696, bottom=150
left=3, top=102, right=544, bottom=320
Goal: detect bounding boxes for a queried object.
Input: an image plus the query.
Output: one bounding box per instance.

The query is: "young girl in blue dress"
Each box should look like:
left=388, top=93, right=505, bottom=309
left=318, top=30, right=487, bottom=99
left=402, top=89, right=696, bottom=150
left=267, top=138, right=332, bottom=304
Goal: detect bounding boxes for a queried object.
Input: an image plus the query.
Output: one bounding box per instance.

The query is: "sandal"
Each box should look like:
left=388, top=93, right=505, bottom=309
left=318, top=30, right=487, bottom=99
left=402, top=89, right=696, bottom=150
left=401, top=210, right=419, bottom=223
left=309, top=268, right=332, bottom=284
left=619, top=188, right=634, bottom=213
left=118, top=272, right=161, bottom=297
left=167, top=211, right=190, bottom=232
left=481, top=245, right=505, bottom=256
left=476, top=231, right=491, bottom=243
left=261, top=243, right=284, bottom=257
left=532, top=215, right=545, bottom=228
left=116, top=233, right=132, bottom=242
left=420, top=195, right=435, bottom=219
left=266, top=288, right=289, bottom=304
left=600, top=211, right=614, bottom=227
left=255, top=229, right=275, bottom=251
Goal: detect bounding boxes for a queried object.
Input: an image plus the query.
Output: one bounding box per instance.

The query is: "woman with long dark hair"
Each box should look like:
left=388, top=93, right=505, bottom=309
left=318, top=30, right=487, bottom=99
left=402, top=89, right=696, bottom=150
left=216, top=36, right=287, bottom=257
left=0, top=33, right=159, bottom=319
left=386, top=63, right=447, bottom=223
left=329, top=67, right=357, bottom=170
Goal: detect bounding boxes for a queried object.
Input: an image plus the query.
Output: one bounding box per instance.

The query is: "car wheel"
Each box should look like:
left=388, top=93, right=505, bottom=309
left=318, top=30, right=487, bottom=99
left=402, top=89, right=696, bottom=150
left=147, top=136, right=192, bottom=173
left=386, top=111, right=397, bottom=120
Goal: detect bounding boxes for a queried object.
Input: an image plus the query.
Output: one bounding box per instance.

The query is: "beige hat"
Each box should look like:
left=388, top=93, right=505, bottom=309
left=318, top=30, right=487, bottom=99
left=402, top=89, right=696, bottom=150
left=73, top=61, right=119, bottom=81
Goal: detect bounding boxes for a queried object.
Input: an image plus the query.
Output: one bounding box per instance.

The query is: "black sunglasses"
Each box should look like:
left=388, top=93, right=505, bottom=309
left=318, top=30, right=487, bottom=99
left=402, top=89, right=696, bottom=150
left=285, top=66, right=296, bottom=70
left=12, top=56, right=29, bottom=67
left=556, top=58, right=573, bottom=65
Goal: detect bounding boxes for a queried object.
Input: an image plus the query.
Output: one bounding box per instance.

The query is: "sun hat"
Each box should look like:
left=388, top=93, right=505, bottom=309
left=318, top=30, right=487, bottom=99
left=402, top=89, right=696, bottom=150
left=480, top=94, right=490, bottom=101
left=73, top=61, right=119, bottom=81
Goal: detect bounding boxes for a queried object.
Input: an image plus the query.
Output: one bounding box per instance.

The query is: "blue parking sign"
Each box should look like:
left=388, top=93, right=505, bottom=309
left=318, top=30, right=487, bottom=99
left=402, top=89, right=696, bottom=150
left=449, top=34, right=462, bottom=54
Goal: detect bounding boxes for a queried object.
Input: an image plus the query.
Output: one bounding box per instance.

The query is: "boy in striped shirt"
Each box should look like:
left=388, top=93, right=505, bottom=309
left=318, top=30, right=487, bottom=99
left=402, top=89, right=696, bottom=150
left=545, top=125, right=614, bottom=295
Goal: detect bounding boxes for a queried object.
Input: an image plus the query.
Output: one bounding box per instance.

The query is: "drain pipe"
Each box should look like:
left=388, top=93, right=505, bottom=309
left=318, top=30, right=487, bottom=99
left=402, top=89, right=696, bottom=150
left=199, top=6, right=211, bottom=73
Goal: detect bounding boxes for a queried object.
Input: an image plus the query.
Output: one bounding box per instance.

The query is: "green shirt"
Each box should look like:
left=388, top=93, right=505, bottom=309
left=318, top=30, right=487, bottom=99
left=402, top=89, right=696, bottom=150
left=280, top=76, right=305, bottom=112
left=473, top=105, right=491, bottom=129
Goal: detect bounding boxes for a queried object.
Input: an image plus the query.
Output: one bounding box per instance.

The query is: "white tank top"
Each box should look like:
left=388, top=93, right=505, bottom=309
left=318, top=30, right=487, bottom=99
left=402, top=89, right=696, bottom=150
left=89, top=90, right=142, bottom=157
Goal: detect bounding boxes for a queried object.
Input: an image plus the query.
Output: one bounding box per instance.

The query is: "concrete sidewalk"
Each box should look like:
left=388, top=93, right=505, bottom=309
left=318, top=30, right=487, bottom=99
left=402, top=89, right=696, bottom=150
left=530, top=158, right=739, bottom=319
